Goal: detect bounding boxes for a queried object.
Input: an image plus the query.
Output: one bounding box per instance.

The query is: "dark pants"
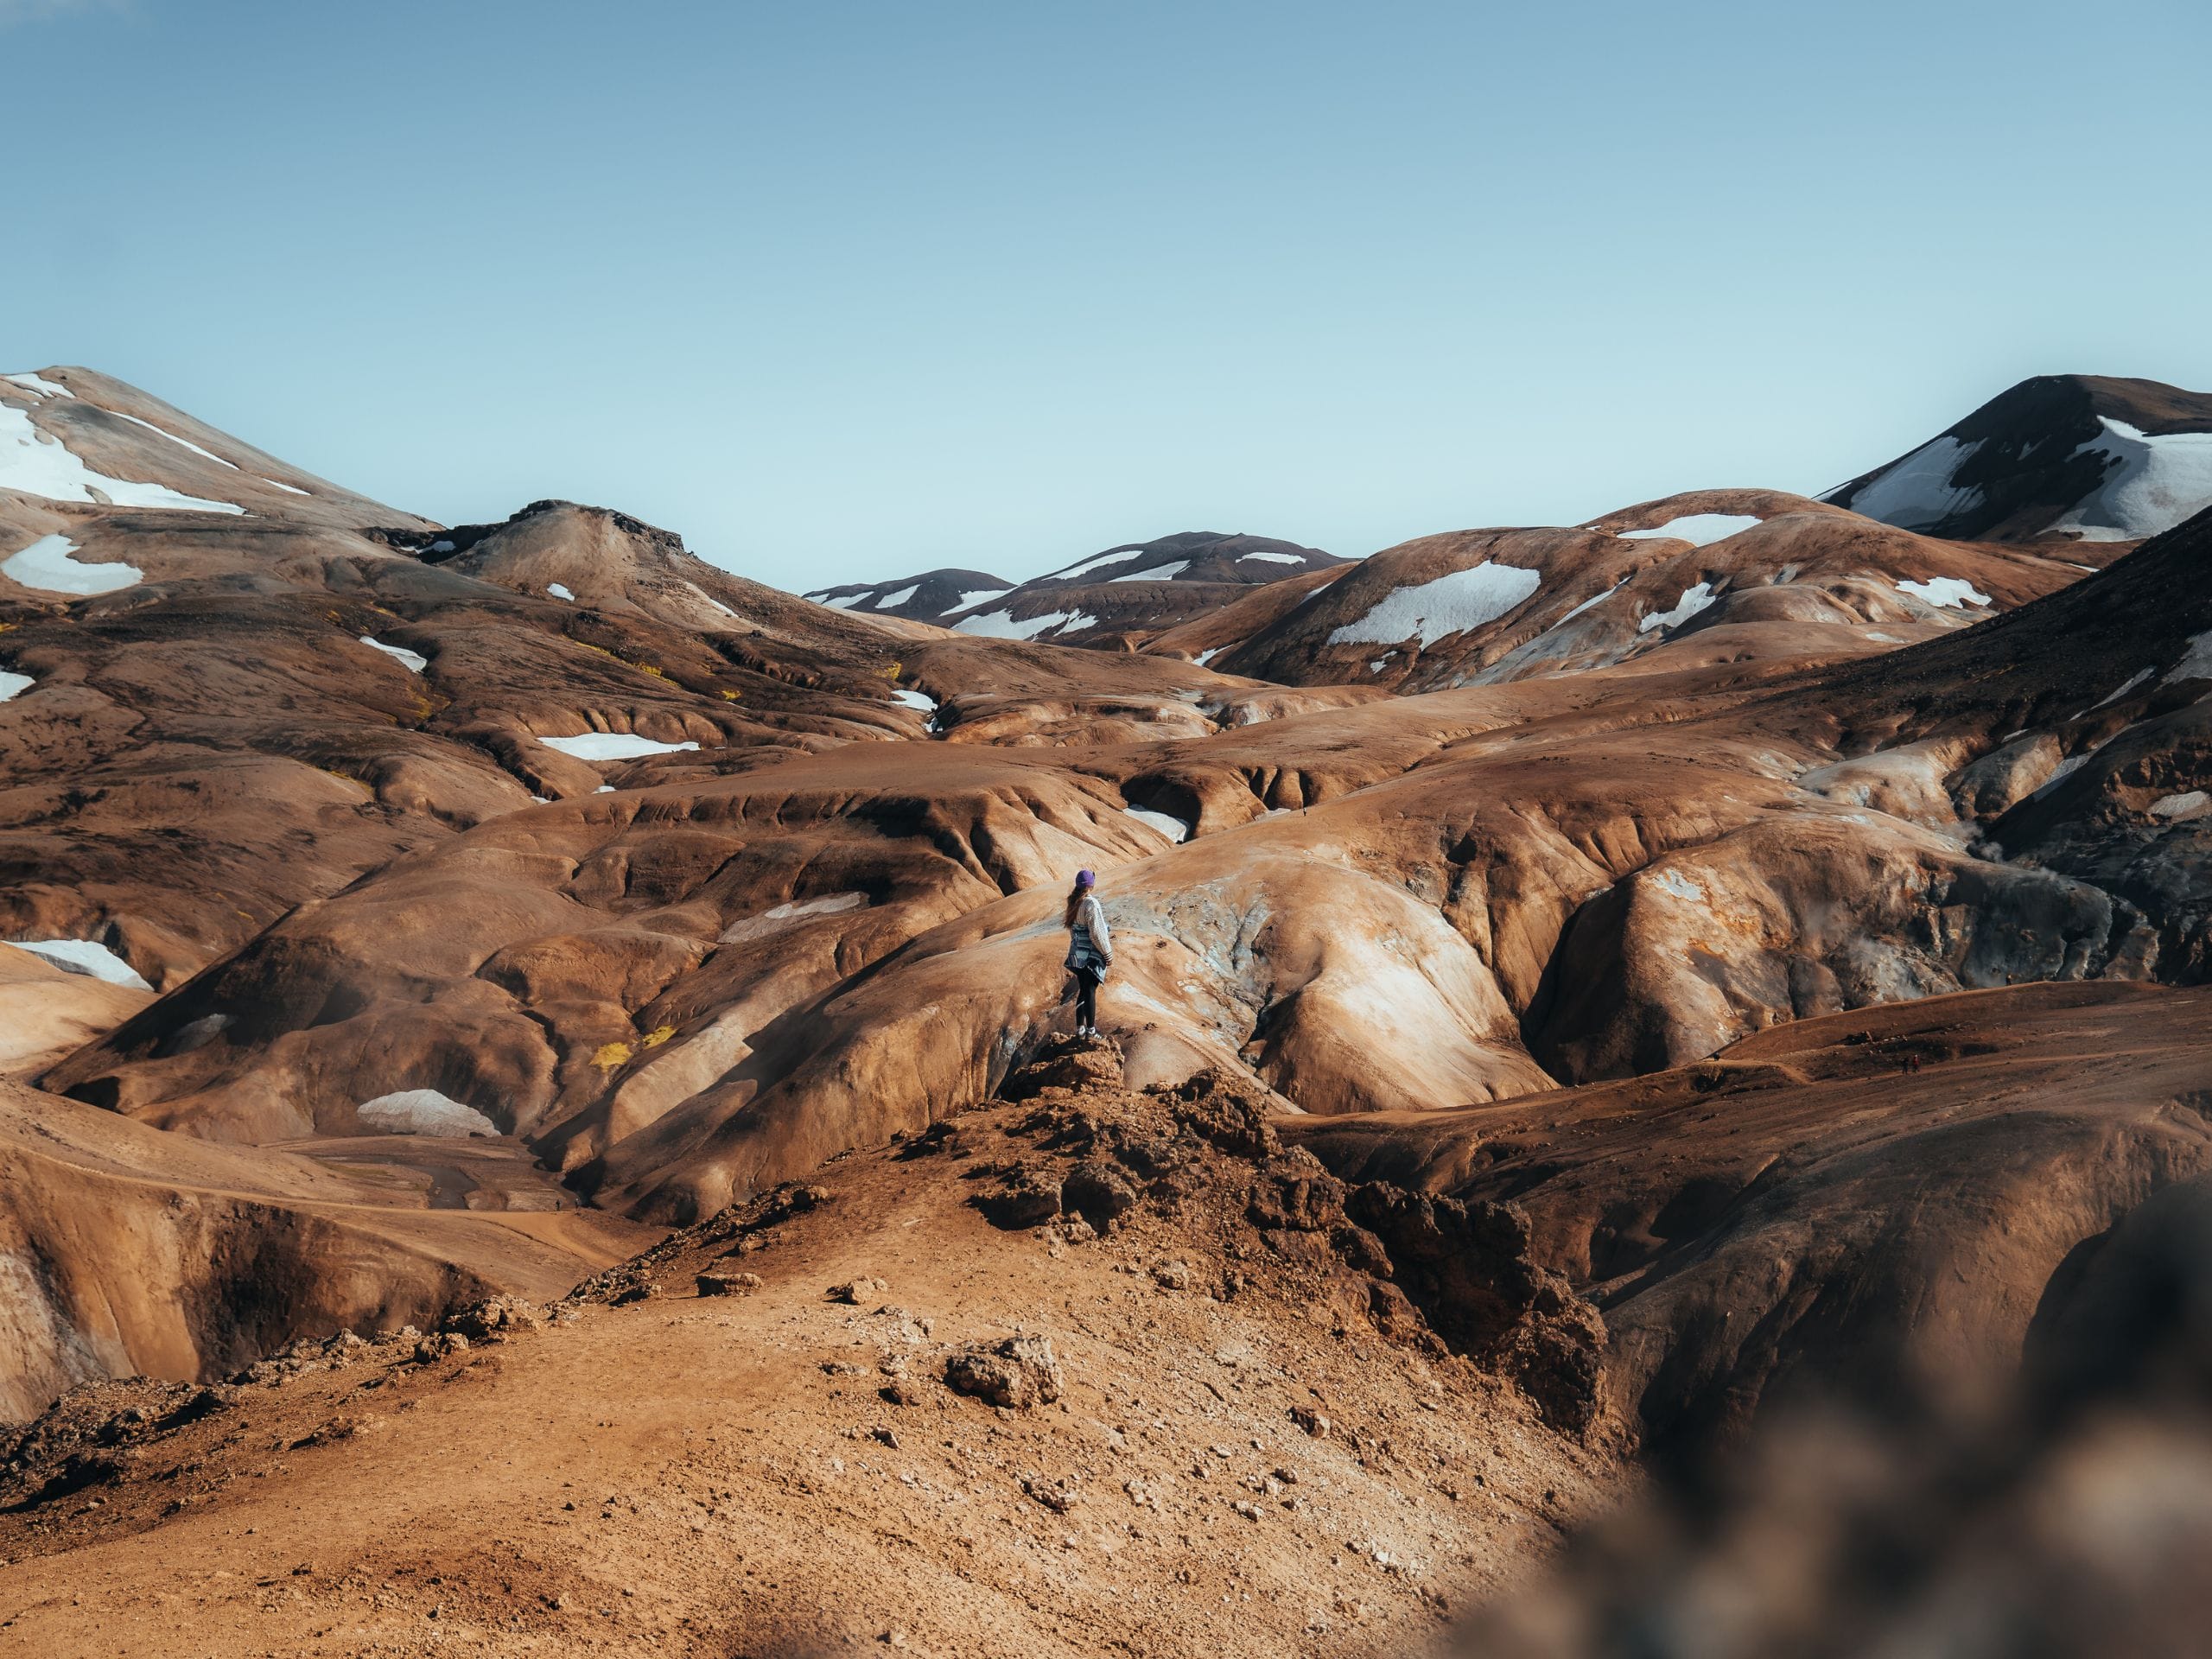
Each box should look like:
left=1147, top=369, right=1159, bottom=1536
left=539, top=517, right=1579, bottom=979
left=1071, top=967, right=1101, bottom=1029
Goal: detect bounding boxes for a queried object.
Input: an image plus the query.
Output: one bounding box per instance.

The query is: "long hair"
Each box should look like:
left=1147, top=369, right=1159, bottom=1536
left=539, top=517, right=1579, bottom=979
left=1064, top=880, right=1089, bottom=929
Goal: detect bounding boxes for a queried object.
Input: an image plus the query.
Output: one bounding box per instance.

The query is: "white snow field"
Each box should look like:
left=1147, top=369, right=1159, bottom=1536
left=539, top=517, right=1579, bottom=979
left=1239, top=550, right=1307, bottom=565
left=106, top=409, right=238, bottom=469
left=0, top=399, right=244, bottom=513
left=2049, top=418, right=2212, bottom=541
left=954, top=608, right=1095, bottom=640
left=1896, top=575, right=1991, bottom=609
left=1827, top=435, right=1984, bottom=529
left=1125, top=806, right=1193, bottom=842
left=357, top=1089, right=501, bottom=1138
left=947, top=586, right=1010, bottom=614
left=11, top=938, right=152, bottom=990
left=265, top=479, right=311, bottom=496
left=1327, top=562, right=1542, bottom=649
left=4, top=373, right=73, bottom=398
left=890, top=687, right=938, bottom=714
left=1111, top=561, right=1188, bottom=582
left=3, top=534, right=143, bottom=594
left=548, top=582, right=575, bottom=601
left=540, top=733, right=702, bottom=761
left=1637, top=582, right=1718, bottom=634
left=1046, top=548, right=1148, bottom=582
left=1194, top=647, right=1224, bottom=667
left=359, top=636, right=427, bottom=672
left=1618, top=513, right=1762, bottom=546
left=0, top=671, right=31, bottom=702
left=877, top=583, right=919, bottom=608
left=2164, top=630, right=2212, bottom=686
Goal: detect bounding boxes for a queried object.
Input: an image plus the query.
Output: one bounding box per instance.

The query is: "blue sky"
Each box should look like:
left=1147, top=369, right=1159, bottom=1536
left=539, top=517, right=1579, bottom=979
left=10, top=0, right=2211, bottom=586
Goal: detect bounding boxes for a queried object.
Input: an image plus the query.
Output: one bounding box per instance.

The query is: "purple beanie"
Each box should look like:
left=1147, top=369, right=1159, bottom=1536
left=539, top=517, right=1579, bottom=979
left=1075, top=869, right=1096, bottom=887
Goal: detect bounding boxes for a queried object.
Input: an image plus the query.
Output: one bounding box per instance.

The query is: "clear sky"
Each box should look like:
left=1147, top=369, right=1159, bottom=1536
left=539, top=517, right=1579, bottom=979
left=10, top=0, right=2211, bottom=588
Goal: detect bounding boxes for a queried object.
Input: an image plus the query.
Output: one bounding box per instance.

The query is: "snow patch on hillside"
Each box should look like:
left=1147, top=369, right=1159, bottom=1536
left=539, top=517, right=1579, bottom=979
left=3, top=534, right=143, bottom=594
left=1896, top=575, right=1990, bottom=609
left=1619, top=513, right=1761, bottom=546
left=1111, top=561, right=1188, bottom=582
left=1327, top=562, right=1541, bottom=648
left=0, top=670, right=30, bottom=701
left=1833, top=435, right=1984, bottom=529
left=358, top=1089, right=500, bottom=1137
left=1, top=401, right=245, bottom=514
left=541, top=733, right=701, bottom=760
left=1240, top=550, right=1306, bottom=565
left=878, top=583, right=918, bottom=608
left=1048, top=548, right=1145, bottom=582
left=11, top=938, right=152, bottom=988
left=949, top=587, right=1009, bottom=613
left=679, top=581, right=738, bottom=618
left=548, top=582, right=575, bottom=601
left=891, top=687, right=937, bottom=714
left=360, top=636, right=426, bottom=672
left=1637, top=582, right=1717, bottom=634
left=2049, top=418, right=2212, bottom=541
left=107, top=410, right=238, bottom=469
left=1126, top=806, right=1192, bottom=842
left=955, top=608, right=1093, bottom=640
left=2164, top=630, right=2212, bottom=686
left=3, top=373, right=72, bottom=398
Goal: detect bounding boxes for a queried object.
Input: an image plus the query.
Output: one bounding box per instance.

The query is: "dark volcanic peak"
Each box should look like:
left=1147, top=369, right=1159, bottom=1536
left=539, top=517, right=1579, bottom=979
left=943, top=531, right=1342, bottom=646
left=1823, top=373, right=2212, bottom=543
left=804, top=567, right=1013, bottom=622
left=1033, top=530, right=1338, bottom=587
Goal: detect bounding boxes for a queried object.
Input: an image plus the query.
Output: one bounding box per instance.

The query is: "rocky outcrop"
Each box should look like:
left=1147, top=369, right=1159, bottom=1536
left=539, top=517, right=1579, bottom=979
left=1292, top=980, right=2212, bottom=1456
left=963, top=1054, right=1607, bottom=1433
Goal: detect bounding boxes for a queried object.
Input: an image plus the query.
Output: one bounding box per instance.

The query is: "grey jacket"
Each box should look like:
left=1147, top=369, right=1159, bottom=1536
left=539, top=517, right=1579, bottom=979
left=1065, top=893, right=1112, bottom=976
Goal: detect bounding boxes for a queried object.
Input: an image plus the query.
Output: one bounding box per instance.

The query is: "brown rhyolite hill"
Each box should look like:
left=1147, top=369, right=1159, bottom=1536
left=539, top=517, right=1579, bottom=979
left=1217, top=489, right=2094, bottom=690
left=5, top=368, right=2212, bottom=1654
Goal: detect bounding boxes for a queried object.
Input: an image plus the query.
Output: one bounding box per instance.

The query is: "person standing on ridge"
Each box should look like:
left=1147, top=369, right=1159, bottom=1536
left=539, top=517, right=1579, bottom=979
left=1064, top=868, right=1112, bottom=1040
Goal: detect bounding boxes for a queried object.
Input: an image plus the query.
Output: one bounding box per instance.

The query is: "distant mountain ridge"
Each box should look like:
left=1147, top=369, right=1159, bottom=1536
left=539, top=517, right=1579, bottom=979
left=804, top=568, right=1013, bottom=623
left=944, top=529, right=1343, bottom=645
